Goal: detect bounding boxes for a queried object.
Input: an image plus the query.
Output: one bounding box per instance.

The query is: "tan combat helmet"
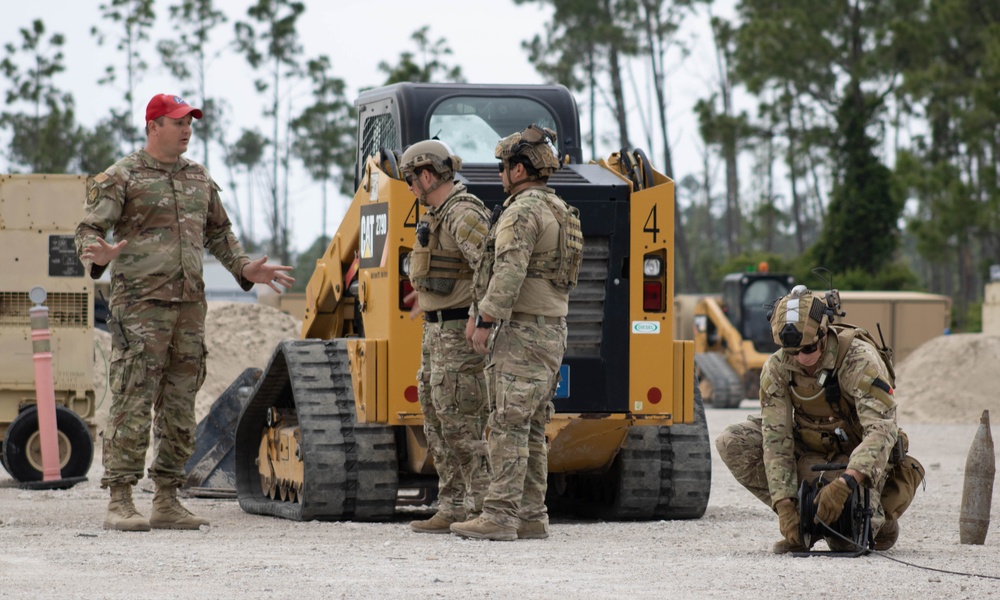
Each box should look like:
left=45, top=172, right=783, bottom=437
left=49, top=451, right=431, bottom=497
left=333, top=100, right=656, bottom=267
left=769, top=285, right=841, bottom=350
left=495, top=124, right=561, bottom=182
left=400, top=140, right=462, bottom=204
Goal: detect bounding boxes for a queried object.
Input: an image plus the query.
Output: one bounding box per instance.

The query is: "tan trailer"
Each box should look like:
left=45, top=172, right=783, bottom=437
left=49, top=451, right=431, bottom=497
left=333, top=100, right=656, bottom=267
left=838, top=291, right=952, bottom=363
left=0, top=174, right=96, bottom=483
left=677, top=284, right=952, bottom=408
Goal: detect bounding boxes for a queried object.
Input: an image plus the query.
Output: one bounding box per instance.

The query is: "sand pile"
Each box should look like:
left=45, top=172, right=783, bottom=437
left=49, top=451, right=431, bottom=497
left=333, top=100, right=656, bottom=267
left=894, top=333, right=1000, bottom=424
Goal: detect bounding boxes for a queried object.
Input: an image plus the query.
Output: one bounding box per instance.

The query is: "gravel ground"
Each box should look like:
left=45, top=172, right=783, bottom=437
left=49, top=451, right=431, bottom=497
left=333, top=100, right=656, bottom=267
left=1, top=405, right=998, bottom=599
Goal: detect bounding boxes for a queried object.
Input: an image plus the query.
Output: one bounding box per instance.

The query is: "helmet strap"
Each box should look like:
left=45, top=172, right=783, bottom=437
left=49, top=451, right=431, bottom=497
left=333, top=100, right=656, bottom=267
left=501, top=161, right=536, bottom=195
left=412, top=171, right=447, bottom=206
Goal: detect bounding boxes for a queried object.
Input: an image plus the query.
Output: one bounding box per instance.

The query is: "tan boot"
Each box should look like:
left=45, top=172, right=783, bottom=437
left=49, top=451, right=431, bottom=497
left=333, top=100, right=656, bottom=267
left=410, top=513, right=461, bottom=534
left=772, top=539, right=806, bottom=554
left=450, top=515, right=517, bottom=541
left=874, top=519, right=899, bottom=551
left=517, top=520, right=549, bottom=540
left=104, top=485, right=151, bottom=532
left=149, top=485, right=210, bottom=530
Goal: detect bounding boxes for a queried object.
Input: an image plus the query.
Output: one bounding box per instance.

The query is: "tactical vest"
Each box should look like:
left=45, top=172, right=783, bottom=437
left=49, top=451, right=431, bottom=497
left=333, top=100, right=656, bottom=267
left=531, top=192, right=584, bottom=292
left=408, top=192, right=485, bottom=295
left=785, top=324, right=897, bottom=457
left=475, top=188, right=583, bottom=301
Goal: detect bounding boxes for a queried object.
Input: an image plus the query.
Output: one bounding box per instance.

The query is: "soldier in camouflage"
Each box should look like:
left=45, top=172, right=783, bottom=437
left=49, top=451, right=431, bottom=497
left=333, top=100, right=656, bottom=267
left=716, top=285, right=909, bottom=553
left=399, top=140, right=492, bottom=534
left=76, top=94, right=294, bottom=532
left=451, top=125, right=583, bottom=541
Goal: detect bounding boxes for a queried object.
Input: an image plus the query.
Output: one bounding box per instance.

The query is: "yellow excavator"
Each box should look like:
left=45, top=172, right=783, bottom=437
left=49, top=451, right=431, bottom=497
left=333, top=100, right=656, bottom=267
left=194, top=83, right=711, bottom=521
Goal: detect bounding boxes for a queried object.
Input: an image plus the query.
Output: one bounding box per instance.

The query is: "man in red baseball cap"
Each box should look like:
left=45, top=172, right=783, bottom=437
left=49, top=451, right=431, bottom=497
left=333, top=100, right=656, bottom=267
left=145, top=94, right=204, bottom=123
left=76, top=93, right=294, bottom=533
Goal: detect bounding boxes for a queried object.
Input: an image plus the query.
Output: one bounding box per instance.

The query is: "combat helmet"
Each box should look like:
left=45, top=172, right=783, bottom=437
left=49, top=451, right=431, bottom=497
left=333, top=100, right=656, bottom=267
left=769, top=285, right=842, bottom=350
left=495, top=124, right=561, bottom=182
left=400, top=140, right=462, bottom=204
left=400, top=139, right=463, bottom=180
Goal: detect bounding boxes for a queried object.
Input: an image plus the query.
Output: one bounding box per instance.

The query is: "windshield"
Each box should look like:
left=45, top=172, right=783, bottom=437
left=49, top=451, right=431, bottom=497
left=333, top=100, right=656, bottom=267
left=428, top=96, right=558, bottom=163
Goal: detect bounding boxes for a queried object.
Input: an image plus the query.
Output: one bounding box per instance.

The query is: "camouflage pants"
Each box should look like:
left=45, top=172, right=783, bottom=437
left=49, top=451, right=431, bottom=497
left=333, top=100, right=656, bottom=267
left=102, top=300, right=207, bottom=489
left=417, top=320, right=489, bottom=520
left=481, top=320, right=564, bottom=530
left=716, top=415, right=887, bottom=548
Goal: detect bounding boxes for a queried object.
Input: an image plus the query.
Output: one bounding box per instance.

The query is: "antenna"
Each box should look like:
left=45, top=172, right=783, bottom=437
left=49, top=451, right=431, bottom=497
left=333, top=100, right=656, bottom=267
left=876, top=323, right=889, bottom=351
left=810, top=266, right=834, bottom=290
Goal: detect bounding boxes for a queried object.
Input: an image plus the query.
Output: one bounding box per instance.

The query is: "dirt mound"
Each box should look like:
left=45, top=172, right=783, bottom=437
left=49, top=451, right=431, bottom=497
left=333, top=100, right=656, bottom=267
left=93, top=301, right=301, bottom=430
left=894, top=333, right=1000, bottom=424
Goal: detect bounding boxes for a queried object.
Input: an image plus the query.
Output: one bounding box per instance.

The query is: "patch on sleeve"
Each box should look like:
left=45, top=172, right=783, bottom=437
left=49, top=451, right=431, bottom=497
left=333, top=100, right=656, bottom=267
left=456, top=211, right=489, bottom=247
left=93, top=172, right=109, bottom=184
left=872, top=378, right=892, bottom=395
left=862, top=371, right=896, bottom=408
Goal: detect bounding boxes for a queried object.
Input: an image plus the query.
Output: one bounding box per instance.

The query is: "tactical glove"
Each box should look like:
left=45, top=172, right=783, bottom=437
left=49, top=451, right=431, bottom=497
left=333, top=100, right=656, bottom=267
left=814, top=476, right=852, bottom=525
left=776, top=501, right=801, bottom=547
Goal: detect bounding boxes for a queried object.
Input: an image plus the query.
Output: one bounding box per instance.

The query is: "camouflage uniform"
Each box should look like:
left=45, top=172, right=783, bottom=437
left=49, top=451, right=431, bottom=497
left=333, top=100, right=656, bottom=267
left=716, top=327, right=899, bottom=546
left=472, top=186, right=571, bottom=530
left=76, top=149, right=251, bottom=489
left=413, top=184, right=491, bottom=519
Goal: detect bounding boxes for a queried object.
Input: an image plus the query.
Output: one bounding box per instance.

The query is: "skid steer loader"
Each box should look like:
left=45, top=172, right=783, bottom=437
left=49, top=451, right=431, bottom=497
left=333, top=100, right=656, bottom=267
left=197, top=83, right=711, bottom=521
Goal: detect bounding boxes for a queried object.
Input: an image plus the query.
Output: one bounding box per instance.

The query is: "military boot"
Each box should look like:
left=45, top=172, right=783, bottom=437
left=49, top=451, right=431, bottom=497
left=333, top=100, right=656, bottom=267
left=410, top=512, right=462, bottom=534
left=873, top=519, right=899, bottom=551
left=517, top=520, right=549, bottom=540
left=450, top=515, right=517, bottom=541
left=149, top=485, right=210, bottom=530
left=104, top=485, right=151, bottom=532
left=772, top=539, right=806, bottom=554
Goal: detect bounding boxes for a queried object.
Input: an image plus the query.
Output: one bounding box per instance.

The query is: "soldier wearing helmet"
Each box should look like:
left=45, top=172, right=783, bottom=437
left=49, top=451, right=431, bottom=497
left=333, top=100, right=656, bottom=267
left=495, top=124, right=562, bottom=193
left=451, top=125, right=583, bottom=542
left=400, top=140, right=464, bottom=206
left=399, top=139, right=493, bottom=535
left=715, top=285, right=922, bottom=554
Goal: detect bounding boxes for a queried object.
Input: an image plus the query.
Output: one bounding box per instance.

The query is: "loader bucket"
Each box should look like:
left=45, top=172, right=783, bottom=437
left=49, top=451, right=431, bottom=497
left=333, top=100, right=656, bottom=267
left=183, top=368, right=262, bottom=496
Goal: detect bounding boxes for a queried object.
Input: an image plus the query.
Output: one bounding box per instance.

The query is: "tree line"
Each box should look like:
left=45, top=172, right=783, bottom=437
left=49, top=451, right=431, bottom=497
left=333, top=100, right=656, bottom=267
left=3, top=0, right=997, bottom=330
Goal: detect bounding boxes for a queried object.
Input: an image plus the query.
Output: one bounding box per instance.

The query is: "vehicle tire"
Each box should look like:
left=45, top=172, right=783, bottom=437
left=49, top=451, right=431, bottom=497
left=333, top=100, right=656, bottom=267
left=2, top=405, right=94, bottom=482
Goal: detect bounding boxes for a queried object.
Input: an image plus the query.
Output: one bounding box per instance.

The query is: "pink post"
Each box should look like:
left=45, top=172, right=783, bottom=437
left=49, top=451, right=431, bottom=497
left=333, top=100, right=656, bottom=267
left=30, top=303, right=62, bottom=482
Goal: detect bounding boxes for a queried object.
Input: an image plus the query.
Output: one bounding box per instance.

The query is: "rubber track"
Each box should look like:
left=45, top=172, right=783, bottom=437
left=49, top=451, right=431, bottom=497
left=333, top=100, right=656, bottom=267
left=603, top=385, right=712, bottom=520
left=694, top=352, right=745, bottom=409
left=234, top=339, right=398, bottom=521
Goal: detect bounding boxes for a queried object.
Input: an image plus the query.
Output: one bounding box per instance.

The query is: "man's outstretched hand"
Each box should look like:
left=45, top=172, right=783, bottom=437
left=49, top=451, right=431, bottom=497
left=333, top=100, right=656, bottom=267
left=243, top=255, right=295, bottom=293
left=80, top=238, right=128, bottom=266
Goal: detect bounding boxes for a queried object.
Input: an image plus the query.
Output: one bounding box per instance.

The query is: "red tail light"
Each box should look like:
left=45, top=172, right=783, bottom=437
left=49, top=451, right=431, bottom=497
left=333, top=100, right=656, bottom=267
left=400, top=280, right=415, bottom=309
left=643, top=282, right=663, bottom=311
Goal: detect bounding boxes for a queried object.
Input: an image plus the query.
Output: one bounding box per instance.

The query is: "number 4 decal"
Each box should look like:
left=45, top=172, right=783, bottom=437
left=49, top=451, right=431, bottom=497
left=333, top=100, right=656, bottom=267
left=643, top=204, right=660, bottom=243
left=404, top=198, right=421, bottom=228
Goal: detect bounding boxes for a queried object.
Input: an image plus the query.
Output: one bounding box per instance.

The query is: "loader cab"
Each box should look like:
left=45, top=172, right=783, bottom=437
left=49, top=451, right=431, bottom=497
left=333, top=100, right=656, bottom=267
left=721, top=272, right=794, bottom=353
left=353, top=82, right=584, bottom=199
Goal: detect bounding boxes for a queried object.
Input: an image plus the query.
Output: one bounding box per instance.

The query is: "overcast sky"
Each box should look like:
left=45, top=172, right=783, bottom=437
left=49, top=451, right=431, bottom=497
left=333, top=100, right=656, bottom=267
left=2, top=0, right=736, bottom=254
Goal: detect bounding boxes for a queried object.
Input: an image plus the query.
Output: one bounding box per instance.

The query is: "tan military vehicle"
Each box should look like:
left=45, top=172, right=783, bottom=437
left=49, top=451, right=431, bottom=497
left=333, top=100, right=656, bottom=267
left=0, top=174, right=95, bottom=482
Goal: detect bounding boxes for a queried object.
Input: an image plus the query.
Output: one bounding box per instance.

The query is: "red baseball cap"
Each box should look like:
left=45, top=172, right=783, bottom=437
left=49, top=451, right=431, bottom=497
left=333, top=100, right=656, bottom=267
left=145, top=94, right=204, bottom=123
